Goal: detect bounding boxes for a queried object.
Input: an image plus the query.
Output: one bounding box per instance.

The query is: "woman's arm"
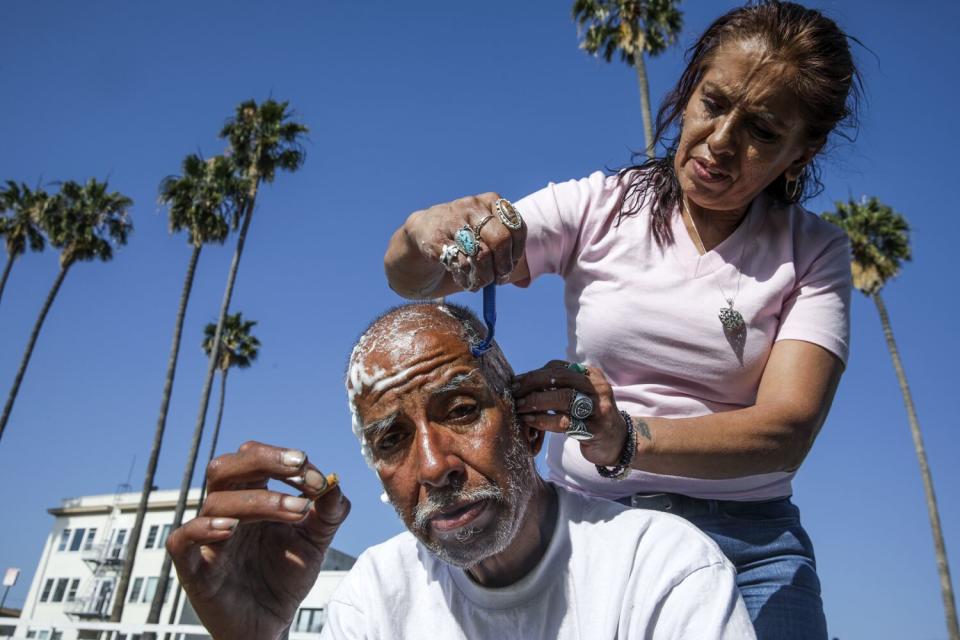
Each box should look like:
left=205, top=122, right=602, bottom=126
left=514, top=339, right=843, bottom=479
left=631, top=339, right=843, bottom=478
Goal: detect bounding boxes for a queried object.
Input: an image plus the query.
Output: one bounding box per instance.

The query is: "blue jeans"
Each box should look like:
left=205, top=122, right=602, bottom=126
left=625, top=494, right=827, bottom=640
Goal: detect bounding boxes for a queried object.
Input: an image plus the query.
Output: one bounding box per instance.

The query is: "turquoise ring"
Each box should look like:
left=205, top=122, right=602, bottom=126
left=567, top=362, right=588, bottom=375
left=455, top=225, right=480, bottom=257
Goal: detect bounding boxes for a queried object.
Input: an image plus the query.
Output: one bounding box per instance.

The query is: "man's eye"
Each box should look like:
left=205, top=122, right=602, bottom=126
left=447, top=403, right=478, bottom=421
left=375, top=432, right=405, bottom=452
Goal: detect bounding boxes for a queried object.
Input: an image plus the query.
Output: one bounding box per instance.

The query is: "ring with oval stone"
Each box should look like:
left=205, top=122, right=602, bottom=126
left=495, top=198, right=523, bottom=231
left=454, top=225, right=480, bottom=257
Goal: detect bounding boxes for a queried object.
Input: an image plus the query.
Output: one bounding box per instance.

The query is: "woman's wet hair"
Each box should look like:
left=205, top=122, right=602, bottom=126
left=617, top=0, right=863, bottom=246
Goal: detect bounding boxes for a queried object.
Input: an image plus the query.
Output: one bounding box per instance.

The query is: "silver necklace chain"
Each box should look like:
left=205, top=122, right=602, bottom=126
left=684, top=207, right=748, bottom=332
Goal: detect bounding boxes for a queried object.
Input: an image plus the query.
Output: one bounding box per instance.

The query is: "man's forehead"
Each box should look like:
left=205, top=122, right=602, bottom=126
left=348, top=317, right=479, bottom=408
left=359, top=367, right=487, bottom=434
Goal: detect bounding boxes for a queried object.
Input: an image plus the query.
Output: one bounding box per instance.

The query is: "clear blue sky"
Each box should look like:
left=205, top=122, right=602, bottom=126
left=1, top=1, right=957, bottom=638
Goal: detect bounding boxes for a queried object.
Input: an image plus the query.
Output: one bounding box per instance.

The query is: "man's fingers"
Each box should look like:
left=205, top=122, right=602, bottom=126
left=200, top=489, right=316, bottom=524
left=165, top=517, right=238, bottom=571
left=279, top=463, right=337, bottom=499
left=207, top=441, right=310, bottom=492
left=298, top=484, right=351, bottom=549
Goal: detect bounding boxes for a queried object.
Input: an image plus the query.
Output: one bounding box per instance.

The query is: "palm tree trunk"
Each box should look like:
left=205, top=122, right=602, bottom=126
left=873, top=292, right=960, bottom=640
left=0, top=262, right=70, bottom=443
left=635, top=54, right=655, bottom=159
left=145, top=173, right=261, bottom=632
left=198, top=369, right=229, bottom=509
left=110, top=244, right=202, bottom=623
left=0, top=254, right=15, bottom=308
left=158, top=367, right=232, bottom=640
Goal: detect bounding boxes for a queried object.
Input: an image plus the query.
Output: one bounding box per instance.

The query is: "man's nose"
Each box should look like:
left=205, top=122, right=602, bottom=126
left=414, top=424, right=465, bottom=488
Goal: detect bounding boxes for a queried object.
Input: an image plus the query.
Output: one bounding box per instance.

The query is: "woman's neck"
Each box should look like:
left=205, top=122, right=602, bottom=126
left=681, top=197, right=748, bottom=254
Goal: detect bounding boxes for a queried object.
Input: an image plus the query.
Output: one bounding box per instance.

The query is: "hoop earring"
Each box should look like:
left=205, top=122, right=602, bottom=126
left=785, top=177, right=801, bottom=201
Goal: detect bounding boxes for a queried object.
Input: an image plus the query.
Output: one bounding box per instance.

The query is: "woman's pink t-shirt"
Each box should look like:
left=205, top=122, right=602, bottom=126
left=516, top=171, right=851, bottom=501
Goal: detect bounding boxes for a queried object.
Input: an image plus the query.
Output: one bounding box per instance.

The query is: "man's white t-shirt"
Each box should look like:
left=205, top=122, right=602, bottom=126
left=320, top=485, right=755, bottom=639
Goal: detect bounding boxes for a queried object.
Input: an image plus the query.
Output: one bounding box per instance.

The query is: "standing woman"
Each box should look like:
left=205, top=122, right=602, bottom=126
left=384, top=2, right=860, bottom=638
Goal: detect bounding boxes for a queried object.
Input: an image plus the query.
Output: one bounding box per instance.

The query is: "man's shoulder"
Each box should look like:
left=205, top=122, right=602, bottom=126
left=351, top=530, right=424, bottom=576
left=558, top=486, right=734, bottom=574
left=329, top=531, right=433, bottom=612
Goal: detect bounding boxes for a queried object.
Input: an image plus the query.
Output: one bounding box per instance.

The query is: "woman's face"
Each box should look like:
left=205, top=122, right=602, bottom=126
left=674, top=38, right=819, bottom=216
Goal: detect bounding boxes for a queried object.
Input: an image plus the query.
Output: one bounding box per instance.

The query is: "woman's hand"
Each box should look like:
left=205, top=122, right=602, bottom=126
left=165, top=441, right=350, bottom=640
left=512, top=360, right=627, bottom=466
left=384, top=192, right=528, bottom=298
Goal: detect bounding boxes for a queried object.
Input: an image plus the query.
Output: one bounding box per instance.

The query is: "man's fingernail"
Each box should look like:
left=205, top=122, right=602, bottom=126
left=282, top=496, right=311, bottom=514
left=210, top=518, right=238, bottom=531
left=304, top=469, right=328, bottom=492
left=282, top=450, right=306, bottom=467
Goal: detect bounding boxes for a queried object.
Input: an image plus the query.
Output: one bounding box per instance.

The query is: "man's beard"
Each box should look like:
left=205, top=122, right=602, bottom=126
left=388, top=414, right=536, bottom=568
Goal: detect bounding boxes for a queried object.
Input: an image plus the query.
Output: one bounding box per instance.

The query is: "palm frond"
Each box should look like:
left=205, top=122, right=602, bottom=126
left=572, top=0, right=683, bottom=65
left=823, top=196, right=911, bottom=295
left=203, top=312, right=261, bottom=371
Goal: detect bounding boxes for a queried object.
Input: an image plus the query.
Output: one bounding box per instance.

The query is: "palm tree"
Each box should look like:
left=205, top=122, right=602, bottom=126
left=0, top=181, right=50, bottom=307
left=146, top=99, right=307, bottom=629
left=0, top=179, right=132, bottom=443
left=572, top=0, right=683, bottom=157
left=825, top=197, right=959, bottom=640
left=198, top=312, right=260, bottom=504
left=110, top=155, right=237, bottom=622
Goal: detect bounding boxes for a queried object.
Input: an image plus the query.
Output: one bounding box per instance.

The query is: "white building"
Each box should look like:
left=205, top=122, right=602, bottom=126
left=10, top=487, right=354, bottom=639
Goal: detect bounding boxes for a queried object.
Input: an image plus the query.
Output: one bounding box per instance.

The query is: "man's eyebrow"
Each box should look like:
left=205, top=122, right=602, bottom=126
left=430, top=371, right=485, bottom=396
left=361, top=412, right=398, bottom=436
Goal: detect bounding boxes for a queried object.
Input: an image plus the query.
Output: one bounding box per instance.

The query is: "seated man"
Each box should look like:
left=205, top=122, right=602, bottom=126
left=167, top=303, right=755, bottom=640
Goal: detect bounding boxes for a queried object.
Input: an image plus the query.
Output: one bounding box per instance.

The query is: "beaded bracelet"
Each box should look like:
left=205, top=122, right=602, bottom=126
left=595, top=410, right=637, bottom=480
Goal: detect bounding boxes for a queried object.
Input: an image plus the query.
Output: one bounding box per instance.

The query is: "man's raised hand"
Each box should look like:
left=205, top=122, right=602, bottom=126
left=165, top=441, right=350, bottom=640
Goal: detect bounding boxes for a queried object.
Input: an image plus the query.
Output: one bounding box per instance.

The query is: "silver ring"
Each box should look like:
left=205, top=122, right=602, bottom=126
left=440, top=243, right=459, bottom=267
left=454, top=225, right=480, bottom=257
left=474, top=215, right=494, bottom=237
left=495, top=198, right=523, bottom=231
left=566, top=418, right=593, bottom=441
left=570, top=391, right=594, bottom=420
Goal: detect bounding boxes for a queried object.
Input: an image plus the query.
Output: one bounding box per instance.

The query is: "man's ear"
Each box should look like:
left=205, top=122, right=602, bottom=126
left=526, top=424, right=545, bottom=457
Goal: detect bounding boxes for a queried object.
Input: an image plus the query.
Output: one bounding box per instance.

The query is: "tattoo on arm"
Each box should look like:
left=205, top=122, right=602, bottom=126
left=635, top=418, right=652, bottom=441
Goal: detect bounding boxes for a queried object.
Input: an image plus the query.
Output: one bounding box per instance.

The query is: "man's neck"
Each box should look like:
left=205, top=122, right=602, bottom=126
left=466, top=480, right=558, bottom=589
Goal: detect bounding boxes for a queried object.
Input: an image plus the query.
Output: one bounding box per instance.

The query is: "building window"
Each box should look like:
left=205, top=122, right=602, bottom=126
left=144, top=525, right=159, bottom=549
left=111, top=528, right=128, bottom=559
left=67, top=578, right=81, bottom=602
left=143, top=577, right=158, bottom=603
left=57, top=529, right=71, bottom=552
left=158, top=524, right=172, bottom=548
left=51, top=578, right=69, bottom=603
left=83, top=528, right=97, bottom=551
left=294, top=608, right=327, bottom=633
left=39, top=579, right=54, bottom=603
left=128, top=577, right=143, bottom=604
left=69, top=528, right=86, bottom=552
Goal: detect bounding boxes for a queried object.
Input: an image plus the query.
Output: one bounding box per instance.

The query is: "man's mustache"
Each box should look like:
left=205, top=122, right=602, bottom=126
left=412, top=483, right=503, bottom=531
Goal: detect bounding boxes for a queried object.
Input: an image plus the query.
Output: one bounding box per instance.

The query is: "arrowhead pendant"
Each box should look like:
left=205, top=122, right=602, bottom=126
left=718, top=302, right=745, bottom=331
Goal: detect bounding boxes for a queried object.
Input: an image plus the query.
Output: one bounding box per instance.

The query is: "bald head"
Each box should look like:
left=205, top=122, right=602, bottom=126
left=345, top=302, right=513, bottom=466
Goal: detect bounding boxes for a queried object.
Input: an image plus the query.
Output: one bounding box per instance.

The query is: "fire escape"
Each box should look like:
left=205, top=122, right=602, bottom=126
left=65, top=484, right=130, bottom=620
